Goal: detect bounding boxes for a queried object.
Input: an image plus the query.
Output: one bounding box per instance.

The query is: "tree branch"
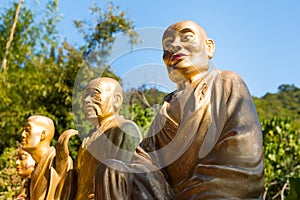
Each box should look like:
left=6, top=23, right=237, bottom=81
left=1, top=0, right=23, bottom=70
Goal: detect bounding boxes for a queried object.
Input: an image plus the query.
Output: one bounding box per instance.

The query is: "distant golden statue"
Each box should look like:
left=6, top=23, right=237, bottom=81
left=141, top=20, right=264, bottom=199
left=75, top=77, right=173, bottom=200
left=74, top=77, right=142, bottom=199
left=15, top=149, right=35, bottom=200
left=21, top=115, right=77, bottom=200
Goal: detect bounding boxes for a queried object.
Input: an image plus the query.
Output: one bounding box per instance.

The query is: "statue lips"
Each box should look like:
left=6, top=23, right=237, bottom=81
left=84, top=105, right=97, bottom=118
left=171, top=53, right=187, bottom=67
left=84, top=102, right=102, bottom=118
left=16, top=166, right=21, bottom=171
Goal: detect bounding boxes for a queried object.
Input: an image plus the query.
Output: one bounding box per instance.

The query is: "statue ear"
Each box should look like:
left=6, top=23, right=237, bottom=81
left=40, top=130, right=46, bottom=141
left=113, top=93, right=123, bottom=111
left=205, top=39, right=215, bottom=59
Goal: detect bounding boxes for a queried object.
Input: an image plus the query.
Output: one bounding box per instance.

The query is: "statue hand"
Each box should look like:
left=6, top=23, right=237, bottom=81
left=55, top=129, right=78, bottom=177
left=88, top=194, right=94, bottom=199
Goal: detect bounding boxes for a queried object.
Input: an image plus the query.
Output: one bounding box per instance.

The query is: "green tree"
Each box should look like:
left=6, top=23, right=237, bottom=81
left=120, top=87, right=167, bottom=136
left=0, top=0, right=136, bottom=197
left=0, top=147, right=21, bottom=199
left=262, top=117, right=300, bottom=199
left=0, top=1, right=42, bottom=153
left=254, top=84, right=300, bottom=129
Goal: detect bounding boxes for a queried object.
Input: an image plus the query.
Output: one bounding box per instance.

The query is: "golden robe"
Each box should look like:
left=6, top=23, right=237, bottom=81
left=75, top=116, right=142, bottom=200
left=94, top=145, right=175, bottom=200
left=141, top=68, right=264, bottom=199
left=29, top=147, right=73, bottom=200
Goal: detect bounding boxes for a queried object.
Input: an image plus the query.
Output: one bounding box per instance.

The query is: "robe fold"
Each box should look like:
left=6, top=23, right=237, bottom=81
left=75, top=116, right=142, bottom=200
left=30, top=146, right=73, bottom=200
left=94, top=146, right=175, bottom=200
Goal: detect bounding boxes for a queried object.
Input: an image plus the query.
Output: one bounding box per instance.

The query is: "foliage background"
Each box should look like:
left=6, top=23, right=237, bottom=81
left=0, top=1, right=136, bottom=198
left=0, top=1, right=299, bottom=199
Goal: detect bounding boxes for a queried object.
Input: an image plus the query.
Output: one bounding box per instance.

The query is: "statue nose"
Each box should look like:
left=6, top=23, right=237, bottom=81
left=21, top=130, right=26, bottom=138
left=166, top=42, right=181, bottom=53
left=84, top=95, right=93, bottom=104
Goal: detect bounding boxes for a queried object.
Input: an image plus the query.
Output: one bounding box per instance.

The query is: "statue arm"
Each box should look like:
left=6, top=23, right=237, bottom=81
left=55, top=129, right=78, bottom=177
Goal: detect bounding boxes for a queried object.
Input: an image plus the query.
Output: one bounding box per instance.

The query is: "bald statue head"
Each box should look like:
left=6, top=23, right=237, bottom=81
left=83, top=77, right=123, bottom=124
left=21, top=115, right=55, bottom=162
left=162, top=20, right=215, bottom=83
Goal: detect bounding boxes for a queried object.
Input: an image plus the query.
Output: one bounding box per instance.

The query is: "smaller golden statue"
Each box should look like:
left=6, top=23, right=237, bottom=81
left=15, top=149, right=35, bottom=200
left=21, top=115, right=77, bottom=200
left=75, top=77, right=143, bottom=200
left=74, top=78, right=173, bottom=200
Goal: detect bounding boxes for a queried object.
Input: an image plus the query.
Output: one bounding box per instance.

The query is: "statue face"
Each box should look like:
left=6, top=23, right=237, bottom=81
left=16, top=149, right=35, bottom=179
left=83, top=80, right=115, bottom=122
left=21, top=120, right=43, bottom=151
left=162, top=21, right=212, bottom=82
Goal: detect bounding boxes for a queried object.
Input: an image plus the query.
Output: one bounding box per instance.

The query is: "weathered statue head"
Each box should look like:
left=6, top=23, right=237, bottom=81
left=83, top=77, right=123, bottom=125
left=21, top=115, right=54, bottom=162
left=162, top=20, right=215, bottom=83
left=16, top=149, right=35, bottom=179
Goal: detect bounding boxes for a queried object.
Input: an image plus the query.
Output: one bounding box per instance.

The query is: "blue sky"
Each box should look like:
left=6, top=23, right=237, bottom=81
left=3, top=0, right=300, bottom=97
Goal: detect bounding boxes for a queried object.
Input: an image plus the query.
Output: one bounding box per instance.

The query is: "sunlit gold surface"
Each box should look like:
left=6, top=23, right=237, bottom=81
left=141, top=20, right=264, bottom=199
left=20, top=115, right=74, bottom=200
left=75, top=78, right=142, bottom=200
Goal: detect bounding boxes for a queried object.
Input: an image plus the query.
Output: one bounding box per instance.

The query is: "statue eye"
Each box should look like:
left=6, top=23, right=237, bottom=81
left=163, top=38, right=173, bottom=49
left=166, top=41, right=171, bottom=47
left=181, top=34, right=194, bottom=42
left=25, top=126, right=31, bottom=132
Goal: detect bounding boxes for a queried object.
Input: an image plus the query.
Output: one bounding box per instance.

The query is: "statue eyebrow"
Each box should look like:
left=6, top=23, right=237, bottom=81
left=179, top=28, right=195, bottom=35
left=92, top=86, right=103, bottom=93
left=25, top=123, right=31, bottom=129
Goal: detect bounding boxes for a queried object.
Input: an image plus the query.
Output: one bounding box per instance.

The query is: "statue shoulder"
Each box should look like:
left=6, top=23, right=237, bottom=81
left=218, top=70, right=244, bottom=83
left=119, top=119, right=142, bottom=141
left=217, top=70, right=248, bottom=90
left=216, top=70, right=251, bottom=101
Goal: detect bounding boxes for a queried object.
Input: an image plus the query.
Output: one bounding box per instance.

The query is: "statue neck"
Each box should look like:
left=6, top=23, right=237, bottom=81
left=177, top=70, right=208, bottom=91
left=97, top=113, right=118, bottom=128
left=31, top=145, right=50, bottom=164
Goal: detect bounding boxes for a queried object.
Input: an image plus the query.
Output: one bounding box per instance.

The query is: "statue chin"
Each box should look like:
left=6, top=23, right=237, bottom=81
left=168, top=68, right=186, bottom=84
left=84, top=106, right=101, bottom=120
left=84, top=114, right=98, bottom=124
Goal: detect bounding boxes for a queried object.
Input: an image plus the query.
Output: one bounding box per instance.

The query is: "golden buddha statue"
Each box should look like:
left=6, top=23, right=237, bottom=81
left=141, top=20, right=264, bottom=199
left=75, top=77, right=173, bottom=200
left=21, top=115, right=76, bottom=200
